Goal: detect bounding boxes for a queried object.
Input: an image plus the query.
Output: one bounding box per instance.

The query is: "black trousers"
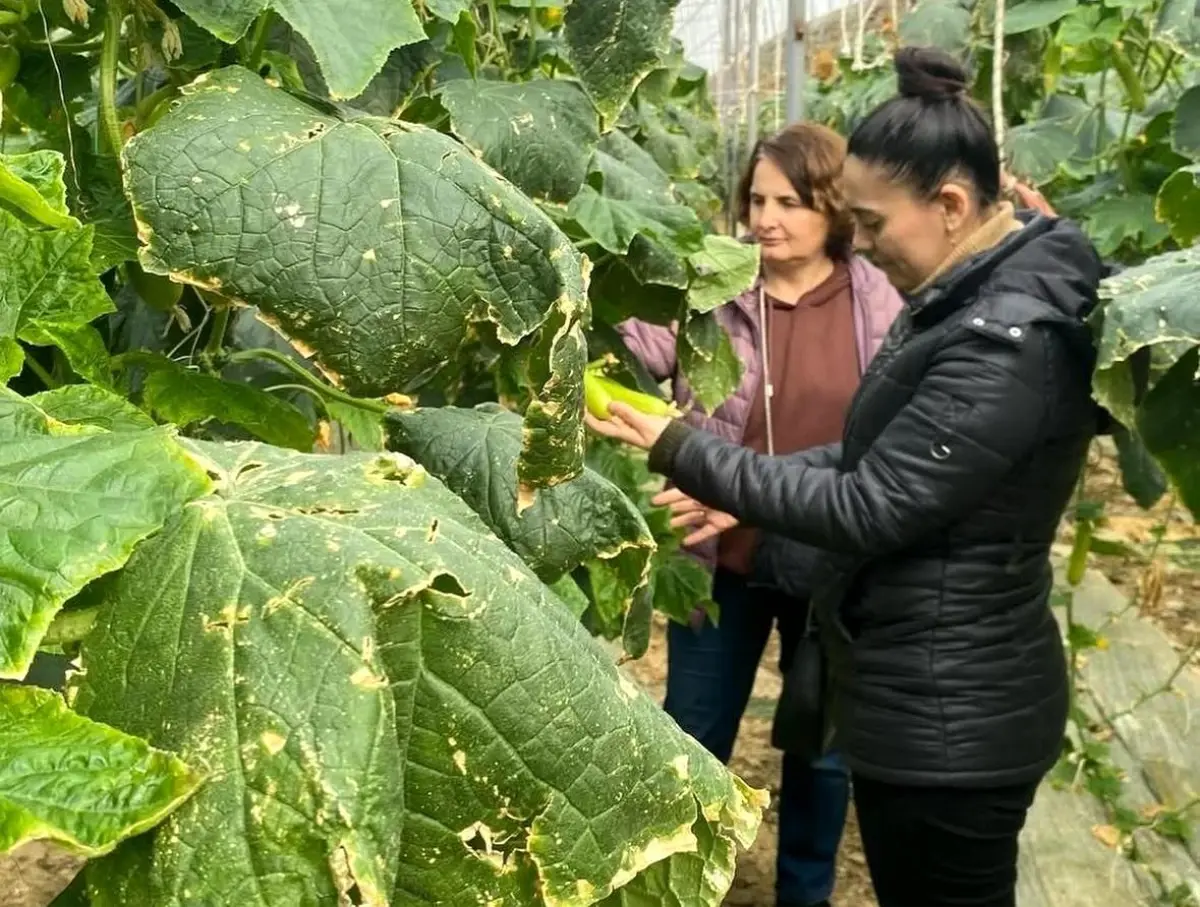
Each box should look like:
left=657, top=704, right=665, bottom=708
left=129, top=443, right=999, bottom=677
left=853, top=773, right=1039, bottom=907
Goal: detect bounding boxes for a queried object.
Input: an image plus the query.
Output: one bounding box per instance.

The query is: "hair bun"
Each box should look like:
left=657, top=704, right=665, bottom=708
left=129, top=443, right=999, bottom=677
left=894, top=46, right=969, bottom=101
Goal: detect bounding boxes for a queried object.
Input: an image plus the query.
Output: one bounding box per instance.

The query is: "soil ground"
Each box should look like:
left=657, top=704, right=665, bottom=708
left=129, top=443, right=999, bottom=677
left=3, top=448, right=1196, bottom=907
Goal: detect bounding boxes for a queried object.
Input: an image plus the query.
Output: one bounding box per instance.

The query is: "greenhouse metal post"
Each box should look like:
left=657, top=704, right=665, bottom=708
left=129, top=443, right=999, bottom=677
left=785, top=0, right=807, bottom=123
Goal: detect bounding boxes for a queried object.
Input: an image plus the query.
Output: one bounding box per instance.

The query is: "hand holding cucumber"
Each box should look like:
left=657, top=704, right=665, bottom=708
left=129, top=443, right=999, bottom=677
left=583, top=363, right=677, bottom=451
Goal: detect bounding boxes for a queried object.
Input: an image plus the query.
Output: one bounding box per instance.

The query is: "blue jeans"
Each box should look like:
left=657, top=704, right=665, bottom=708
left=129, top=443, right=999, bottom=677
left=663, top=568, right=850, bottom=907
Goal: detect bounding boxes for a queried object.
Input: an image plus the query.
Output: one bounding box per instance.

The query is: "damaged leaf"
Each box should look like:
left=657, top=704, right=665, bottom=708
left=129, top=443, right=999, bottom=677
left=440, top=78, right=601, bottom=203
left=123, top=66, right=589, bottom=488
left=564, top=0, right=681, bottom=126
left=72, top=441, right=764, bottom=907
left=386, top=403, right=655, bottom=621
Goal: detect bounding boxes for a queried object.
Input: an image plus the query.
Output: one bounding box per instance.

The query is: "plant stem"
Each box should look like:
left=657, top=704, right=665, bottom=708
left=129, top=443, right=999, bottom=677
left=486, top=0, right=507, bottom=67
left=25, top=354, right=59, bottom=389
left=227, top=348, right=390, bottom=413
left=1104, top=639, right=1200, bottom=725
left=1148, top=51, right=1178, bottom=95
left=204, top=306, right=231, bottom=357
left=527, top=0, right=538, bottom=72
left=242, top=10, right=271, bottom=72
left=99, top=0, right=124, bottom=159
left=992, top=0, right=1007, bottom=162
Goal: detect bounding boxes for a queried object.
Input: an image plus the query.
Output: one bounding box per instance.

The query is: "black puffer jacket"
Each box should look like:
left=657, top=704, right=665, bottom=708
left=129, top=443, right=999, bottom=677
left=650, top=214, right=1105, bottom=787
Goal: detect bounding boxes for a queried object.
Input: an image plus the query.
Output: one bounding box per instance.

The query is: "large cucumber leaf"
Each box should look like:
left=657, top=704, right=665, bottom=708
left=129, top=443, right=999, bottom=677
left=564, top=0, right=681, bottom=126
left=170, top=0, right=424, bottom=99
left=71, top=441, right=764, bottom=907
left=1093, top=246, right=1200, bottom=518
left=385, top=403, right=655, bottom=622
left=0, top=686, right=202, bottom=857
left=685, top=236, right=760, bottom=314
left=440, top=78, right=601, bottom=203
left=0, top=390, right=211, bottom=679
left=123, top=66, right=588, bottom=490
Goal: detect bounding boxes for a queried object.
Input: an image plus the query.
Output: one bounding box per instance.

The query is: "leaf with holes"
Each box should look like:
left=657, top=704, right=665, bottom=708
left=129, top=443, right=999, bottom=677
left=0, top=686, right=202, bottom=857
left=71, top=440, right=764, bottom=907
left=0, top=389, right=210, bottom=680
left=124, top=66, right=588, bottom=490
left=440, top=78, right=600, bottom=203
left=564, top=0, right=681, bottom=125
left=385, top=403, right=655, bottom=618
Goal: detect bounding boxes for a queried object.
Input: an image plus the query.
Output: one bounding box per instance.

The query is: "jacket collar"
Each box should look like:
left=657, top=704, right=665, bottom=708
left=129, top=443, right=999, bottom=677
left=906, top=213, right=1053, bottom=326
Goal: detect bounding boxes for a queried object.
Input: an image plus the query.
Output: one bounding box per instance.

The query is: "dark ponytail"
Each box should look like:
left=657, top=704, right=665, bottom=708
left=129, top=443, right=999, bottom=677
left=848, top=46, right=1000, bottom=206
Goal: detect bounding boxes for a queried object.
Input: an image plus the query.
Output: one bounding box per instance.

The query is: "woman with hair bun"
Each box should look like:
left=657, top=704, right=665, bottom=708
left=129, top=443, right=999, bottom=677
left=591, top=46, right=1106, bottom=906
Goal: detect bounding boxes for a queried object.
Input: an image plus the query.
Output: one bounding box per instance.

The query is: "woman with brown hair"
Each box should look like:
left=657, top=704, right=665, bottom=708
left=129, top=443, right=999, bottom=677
left=617, top=122, right=902, bottom=907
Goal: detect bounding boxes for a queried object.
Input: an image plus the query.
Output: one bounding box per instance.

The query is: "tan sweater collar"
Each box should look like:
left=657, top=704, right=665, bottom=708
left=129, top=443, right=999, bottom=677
left=911, top=201, right=1023, bottom=295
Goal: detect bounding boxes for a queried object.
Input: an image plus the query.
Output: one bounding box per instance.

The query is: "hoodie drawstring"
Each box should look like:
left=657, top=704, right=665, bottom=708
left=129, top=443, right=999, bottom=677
left=758, top=284, right=775, bottom=456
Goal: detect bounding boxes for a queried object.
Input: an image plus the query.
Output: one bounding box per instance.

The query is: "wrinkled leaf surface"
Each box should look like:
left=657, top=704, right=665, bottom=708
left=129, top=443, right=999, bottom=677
left=124, top=67, right=588, bottom=488
left=0, top=686, right=202, bottom=857
left=73, top=441, right=763, bottom=907
left=0, top=390, right=210, bottom=679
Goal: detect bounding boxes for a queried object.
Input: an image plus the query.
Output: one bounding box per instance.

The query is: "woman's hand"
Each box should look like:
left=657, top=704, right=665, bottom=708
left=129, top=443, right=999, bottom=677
left=584, top=401, right=671, bottom=451
left=652, top=487, right=739, bottom=547
left=1002, top=171, right=1056, bottom=217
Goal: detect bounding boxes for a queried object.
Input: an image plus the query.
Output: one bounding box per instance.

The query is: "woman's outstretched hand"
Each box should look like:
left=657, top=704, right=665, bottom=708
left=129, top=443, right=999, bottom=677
left=584, top=402, right=734, bottom=544
left=583, top=401, right=670, bottom=451
left=1002, top=171, right=1056, bottom=217
left=652, top=487, right=739, bottom=547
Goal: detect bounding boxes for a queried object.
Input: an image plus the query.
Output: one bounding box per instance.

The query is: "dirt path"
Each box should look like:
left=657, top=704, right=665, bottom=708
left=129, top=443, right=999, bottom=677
left=0, top=843, right=82, bottom=907
left=623, top=619, right=879, bottom=907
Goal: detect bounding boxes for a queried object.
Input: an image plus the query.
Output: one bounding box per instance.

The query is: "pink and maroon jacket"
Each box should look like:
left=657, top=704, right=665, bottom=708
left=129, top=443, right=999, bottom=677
left=617, top=255, right=904, bottom=568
